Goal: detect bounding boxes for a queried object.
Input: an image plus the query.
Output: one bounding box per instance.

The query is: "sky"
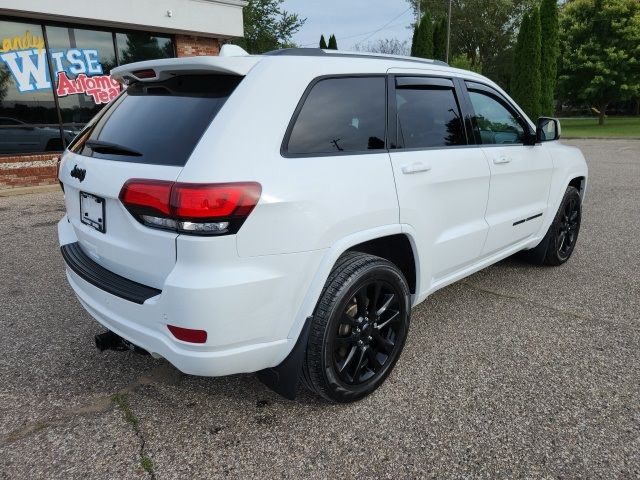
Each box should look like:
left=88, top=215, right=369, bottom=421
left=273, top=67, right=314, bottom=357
left=281, top=0, right=416, bottom=51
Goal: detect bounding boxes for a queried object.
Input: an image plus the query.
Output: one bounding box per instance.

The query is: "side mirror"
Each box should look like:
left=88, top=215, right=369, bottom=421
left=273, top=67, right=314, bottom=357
left=536, top=117, right=561, bottom=142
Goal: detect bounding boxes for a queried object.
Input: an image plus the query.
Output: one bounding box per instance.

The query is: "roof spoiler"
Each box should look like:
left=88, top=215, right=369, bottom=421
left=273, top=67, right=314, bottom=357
left=110, top=48, right=258, bottom=84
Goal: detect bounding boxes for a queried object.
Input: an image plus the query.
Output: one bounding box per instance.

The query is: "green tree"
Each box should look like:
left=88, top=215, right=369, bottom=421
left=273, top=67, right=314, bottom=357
left=410, top=0, right=536, bottom=89
left=413, top=11, right=434, bottom=58
left=486, top=46, right=514, bottom=92
left=539, top=0, right=559, bottom=116
left=450, top=54, right=482, bottom=73
left=410, top=23, right=419, bottom=56
left=120, top=33, right=167, bottom=64
left=511, top=7, right=541, bottom=120
left=559, top=0, right=640, bottom=125
left=236, top=0, right=305, bottom=54
left=319, top=35, right=327, bottom=49
left=433, top=17, right=447, bottom=62
left=327, top=34, right=338, bottom=50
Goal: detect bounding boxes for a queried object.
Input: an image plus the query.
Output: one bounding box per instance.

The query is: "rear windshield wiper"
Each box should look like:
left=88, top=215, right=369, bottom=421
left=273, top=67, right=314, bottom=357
left=85, top=140, right=143, bottom=157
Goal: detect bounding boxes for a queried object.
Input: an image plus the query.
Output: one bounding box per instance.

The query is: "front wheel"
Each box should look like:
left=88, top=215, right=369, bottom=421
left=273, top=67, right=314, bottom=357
left=526, top=185, right=582, bottom=266
left=303, top=252, right=411, bottom=403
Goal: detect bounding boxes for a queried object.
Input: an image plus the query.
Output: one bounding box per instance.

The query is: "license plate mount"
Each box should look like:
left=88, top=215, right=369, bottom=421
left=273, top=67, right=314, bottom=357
left=80, top=192, right=106, bottom=233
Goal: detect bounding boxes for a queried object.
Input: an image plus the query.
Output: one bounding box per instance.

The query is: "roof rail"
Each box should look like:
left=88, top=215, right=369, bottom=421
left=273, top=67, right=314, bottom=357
left=263, top=48, right=449, bottom=67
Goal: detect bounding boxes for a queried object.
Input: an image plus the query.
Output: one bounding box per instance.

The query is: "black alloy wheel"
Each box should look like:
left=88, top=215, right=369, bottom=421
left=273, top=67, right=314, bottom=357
left=303, top=252, right=410, bottom=403
left=331, top=279, right=404, bottom=385
left=556, top=194, right=580, bottom=261
left=524, top=185, right=582, bottom=266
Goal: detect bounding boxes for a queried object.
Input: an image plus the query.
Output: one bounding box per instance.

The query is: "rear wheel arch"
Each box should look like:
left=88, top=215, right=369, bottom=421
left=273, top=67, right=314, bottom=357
left=258, top=235, right=417, bottom=400
left=346, top=234, right=417, bottom=294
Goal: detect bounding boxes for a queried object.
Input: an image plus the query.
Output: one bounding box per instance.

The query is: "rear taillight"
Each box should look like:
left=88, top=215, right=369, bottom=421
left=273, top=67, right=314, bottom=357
left=119, top=179, right=261, bottom=235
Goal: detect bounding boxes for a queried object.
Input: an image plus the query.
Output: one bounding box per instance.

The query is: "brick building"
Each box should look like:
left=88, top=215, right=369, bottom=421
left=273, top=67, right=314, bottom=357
left=0, top=0, right=245, bottom=190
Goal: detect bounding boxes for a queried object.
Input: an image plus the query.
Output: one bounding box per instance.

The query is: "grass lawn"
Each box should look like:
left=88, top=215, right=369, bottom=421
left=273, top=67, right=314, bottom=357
left=559, top=116, right=640, bottom=139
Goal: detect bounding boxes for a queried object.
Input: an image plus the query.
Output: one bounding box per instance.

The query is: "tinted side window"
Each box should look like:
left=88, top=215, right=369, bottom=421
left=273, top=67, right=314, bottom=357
left=286, top=77, right=386, bottom=155
left=468, top=90, right=525, bottom=145
left=396, top=87, right=465, bottom=148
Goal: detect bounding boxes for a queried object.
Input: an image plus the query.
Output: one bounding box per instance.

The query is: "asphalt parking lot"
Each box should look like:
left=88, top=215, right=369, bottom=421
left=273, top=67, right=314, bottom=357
left=1, top=139, right=639, bottom=479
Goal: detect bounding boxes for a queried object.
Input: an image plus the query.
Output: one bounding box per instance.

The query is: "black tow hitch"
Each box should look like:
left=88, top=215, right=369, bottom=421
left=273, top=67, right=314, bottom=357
left=94, top=331, right=149, bottom=355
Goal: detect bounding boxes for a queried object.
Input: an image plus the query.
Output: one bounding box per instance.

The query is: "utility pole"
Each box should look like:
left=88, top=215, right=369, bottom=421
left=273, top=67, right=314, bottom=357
left=417, top=0, right=421, bottom=22
left=445, top=0, right=452, bottom=63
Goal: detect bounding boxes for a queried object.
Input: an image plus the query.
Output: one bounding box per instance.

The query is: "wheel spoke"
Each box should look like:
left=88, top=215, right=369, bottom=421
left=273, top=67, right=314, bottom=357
left=366, top=347, right=382, bottom=373
left=369, top=282, right=381, bottom=317
left=558, top=231, right=566, bottom=252
left=334, top=333, right=357, bottom=347
left=376, top=310, right=400, bottom=329
left=376, top=293, right=395, bottom=317
left=338, top=345, right=358, bottom=373
left=372, top=331, right=394, bottom=354
left=352, top=346, right=368, bottom=381
left=340, top=313, right=359, bottom=327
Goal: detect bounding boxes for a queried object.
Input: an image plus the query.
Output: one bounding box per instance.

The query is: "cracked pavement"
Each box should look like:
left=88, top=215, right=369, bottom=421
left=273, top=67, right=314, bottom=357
left=1, top=140, right=639, bottom=478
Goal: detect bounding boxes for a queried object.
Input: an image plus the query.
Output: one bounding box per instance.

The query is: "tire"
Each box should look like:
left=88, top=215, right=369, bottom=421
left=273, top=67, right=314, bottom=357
left=302, top=252, right=411, bottom=403
left=525, top=186, right=582, bottom=266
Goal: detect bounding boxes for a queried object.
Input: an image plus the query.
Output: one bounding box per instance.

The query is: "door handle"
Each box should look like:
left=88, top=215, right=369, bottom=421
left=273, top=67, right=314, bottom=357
left=493, top=155, right=512, bottom=164
left=401, top=162, right=432, bottom=174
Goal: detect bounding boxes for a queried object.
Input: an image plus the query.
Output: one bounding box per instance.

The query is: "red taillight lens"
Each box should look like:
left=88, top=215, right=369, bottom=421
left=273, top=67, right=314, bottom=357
left=119, top=180, right=172, bottom=217
left=171, top=183, right=261, bottom=220
left=167, top=325, right=207, bottom=344
left=119, top=180, right=261, bottom=235
left=132, top=69, right=156, bottom=79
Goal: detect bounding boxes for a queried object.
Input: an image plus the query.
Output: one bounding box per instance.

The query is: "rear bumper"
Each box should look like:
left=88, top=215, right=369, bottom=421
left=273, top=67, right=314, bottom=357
left=61, top=242, right=161, bottom=304
left=58, top=215, right=324, bottom=376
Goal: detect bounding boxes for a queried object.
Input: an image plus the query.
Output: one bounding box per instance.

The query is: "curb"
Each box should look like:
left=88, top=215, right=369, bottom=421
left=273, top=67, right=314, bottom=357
left=0, top=184, right=61, bottom=197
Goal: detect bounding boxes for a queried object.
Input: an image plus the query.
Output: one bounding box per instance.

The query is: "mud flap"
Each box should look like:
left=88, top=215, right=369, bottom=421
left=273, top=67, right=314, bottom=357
left=256, top=316, right=312, bottom=400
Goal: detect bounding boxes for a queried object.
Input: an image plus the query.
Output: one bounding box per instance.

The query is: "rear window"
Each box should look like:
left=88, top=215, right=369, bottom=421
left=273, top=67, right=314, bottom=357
left=69, top=74, right=241, bottom=166
left=285, top=77, right=386, bottom=156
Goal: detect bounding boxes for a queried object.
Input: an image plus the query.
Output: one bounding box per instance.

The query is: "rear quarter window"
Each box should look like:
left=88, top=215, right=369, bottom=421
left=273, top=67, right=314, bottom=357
left=70, top=74, right=241, bottom=166
left=285, top=76, right=386, bottom=156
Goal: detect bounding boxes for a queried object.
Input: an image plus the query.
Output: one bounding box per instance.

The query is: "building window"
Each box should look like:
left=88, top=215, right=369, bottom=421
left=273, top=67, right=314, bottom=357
left=0, top=18, right=176, bottom=156
left=116, top=32, right=174, bottom=63
left=45, top=25, right=119, bottom=130
left=0, top=20, right=61, bottom=153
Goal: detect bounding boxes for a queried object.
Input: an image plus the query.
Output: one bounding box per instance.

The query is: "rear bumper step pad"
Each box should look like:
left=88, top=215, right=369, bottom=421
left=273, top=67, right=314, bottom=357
left=61, top=242, right=161, bottom=304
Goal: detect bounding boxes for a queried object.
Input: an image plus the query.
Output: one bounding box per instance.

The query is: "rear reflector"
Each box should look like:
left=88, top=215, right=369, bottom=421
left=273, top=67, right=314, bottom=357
left=167, top=325, right=207, bottom=344
left=119, top=180, right=261, bottom=235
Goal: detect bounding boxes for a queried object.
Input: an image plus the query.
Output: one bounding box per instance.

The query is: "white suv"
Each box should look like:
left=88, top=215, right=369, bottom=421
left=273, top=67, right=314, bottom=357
left=58, top=47, right=588, bottom=403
